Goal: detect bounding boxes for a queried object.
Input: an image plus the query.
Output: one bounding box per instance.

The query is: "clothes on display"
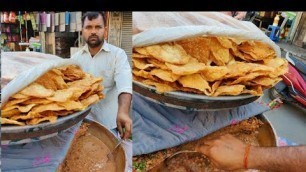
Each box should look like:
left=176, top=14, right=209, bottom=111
left=1, top=11, right=83, bottom=52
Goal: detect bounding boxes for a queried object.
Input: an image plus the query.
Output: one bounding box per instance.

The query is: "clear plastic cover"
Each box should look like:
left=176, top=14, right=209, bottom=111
left=132, top=12, right=281, bottom=56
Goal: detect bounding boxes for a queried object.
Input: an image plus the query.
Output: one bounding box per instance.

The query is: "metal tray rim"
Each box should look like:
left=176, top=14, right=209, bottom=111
left=2, top=107, right=92, bottom=133
left=133, top=80, right=256, bottom=101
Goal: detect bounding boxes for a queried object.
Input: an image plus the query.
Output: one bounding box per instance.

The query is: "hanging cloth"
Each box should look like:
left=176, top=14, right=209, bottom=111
left=59, top=12, right=65, bottom=32
left=69, top=12, right=76, bottom=32
left=3, top=12, right=9, bottom=23
left=50, top=12, right=55, bottom=32
left=30, top=13, right=37, bottom=31
left=46, top=13, right=51, bottom=32
left=35, top=12, right=40, bottom=31
left=9, top=11, right=16, bottom=23
left=40, top=12, right=47, bottom=32
left=54, top=12, right=60, bottom=32
left=76, top=11, right=82, bottom=32
left=65, top=11, right=70, bottom=32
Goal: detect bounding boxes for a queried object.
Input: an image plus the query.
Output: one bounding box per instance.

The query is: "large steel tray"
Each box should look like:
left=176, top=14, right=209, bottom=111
left=133, top=81, right=260, bottom=111
left=1, top=107, right=91, bottom=145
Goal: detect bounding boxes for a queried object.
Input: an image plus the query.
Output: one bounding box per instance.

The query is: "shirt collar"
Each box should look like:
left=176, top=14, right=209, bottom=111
left=81, top=40, right=111, bottom=55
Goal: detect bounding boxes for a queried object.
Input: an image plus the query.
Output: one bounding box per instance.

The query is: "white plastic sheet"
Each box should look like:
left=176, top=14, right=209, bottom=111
left=133, top=12, right=281, bottom=56
left=1, top=52, right=82, bottom=105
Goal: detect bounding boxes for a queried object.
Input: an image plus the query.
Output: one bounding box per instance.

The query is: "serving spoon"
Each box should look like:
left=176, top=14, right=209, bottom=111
left=107, top=139, right=123, bottom=161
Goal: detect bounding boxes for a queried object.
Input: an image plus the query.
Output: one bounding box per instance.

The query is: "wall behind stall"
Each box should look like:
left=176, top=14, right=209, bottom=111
left=293, top=12, right=306, bottom=48
left=107, top=11, right=132, bottom=64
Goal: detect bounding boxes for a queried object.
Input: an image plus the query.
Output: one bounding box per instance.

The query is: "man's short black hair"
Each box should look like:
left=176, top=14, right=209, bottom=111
left=82, top=11, right=106, bottom=27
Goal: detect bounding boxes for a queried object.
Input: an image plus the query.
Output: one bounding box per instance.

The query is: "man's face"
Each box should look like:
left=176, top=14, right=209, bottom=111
left=82, top=15, right=105, bottom=48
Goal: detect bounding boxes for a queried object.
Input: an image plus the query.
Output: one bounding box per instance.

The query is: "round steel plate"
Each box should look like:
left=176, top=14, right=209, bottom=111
left=1, top=107, right=91, bottom=145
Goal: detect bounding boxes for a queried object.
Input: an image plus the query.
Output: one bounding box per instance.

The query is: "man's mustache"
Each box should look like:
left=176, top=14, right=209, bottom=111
left=89, top=35, right=99, bottom=39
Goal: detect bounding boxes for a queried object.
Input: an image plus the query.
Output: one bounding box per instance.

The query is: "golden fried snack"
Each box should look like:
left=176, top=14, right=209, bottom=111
left=165, top=58, right=206, bottom=75
left=1, top=65, right=104, bottom=126
left=132, top=36, right=288, bottom=97
left=145, top=43, right=191, bottom=65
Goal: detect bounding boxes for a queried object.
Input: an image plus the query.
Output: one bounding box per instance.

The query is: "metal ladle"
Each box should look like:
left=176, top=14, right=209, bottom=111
left=107, top=139, right=123, bottom=161
left=94, top=139, right=123, bottom=171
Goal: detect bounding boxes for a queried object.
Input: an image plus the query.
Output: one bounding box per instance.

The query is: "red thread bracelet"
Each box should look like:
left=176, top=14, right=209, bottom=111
left=244, top=145, right=251, bottom=169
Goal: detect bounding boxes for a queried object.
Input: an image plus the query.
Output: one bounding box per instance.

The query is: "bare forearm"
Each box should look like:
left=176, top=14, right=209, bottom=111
left=249, top=146, right=306, bottom=172
left=118, top=93, right=132, bottom=114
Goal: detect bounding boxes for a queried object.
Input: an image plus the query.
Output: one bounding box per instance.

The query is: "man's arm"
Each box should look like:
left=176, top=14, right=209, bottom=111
left=114, top=49, right=133, bottom=140
left=117, top=92, right=132, bottom=140
left=196, top=134, right=306, bottom=171
left=249, top=145, right=306, bottom=171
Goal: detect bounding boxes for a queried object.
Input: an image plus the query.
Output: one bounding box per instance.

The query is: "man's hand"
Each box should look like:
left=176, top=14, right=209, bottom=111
left=196, top=134, right=306, bottom=172
left=195, top=134, right=247, bottom=170
left=117, top=93, right=132, bottom=140
left=116, top=111, right=132, bottom=140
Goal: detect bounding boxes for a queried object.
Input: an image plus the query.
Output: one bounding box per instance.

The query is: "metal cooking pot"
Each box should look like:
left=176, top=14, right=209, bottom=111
left=57, top=118, right=126, bottom=172
left=149, top=114, right=278, bottom=171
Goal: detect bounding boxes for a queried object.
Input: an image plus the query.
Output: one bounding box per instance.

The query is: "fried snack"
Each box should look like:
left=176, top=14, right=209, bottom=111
left=147, top=58, right=169, bottom=70
left=213, top=85, right=245, bottom=96
left=35, top=69, right=67, bottom=90
left=2, top=103, right=36, bottom=113
left=228, top=72, right=266, bottom=85
left=11, top=93, right=29, bottom=99
left=132, top=53, right=150, bottom=59
left=263, top=58, right=288, bottom=77
left=132, top=58, right=154, bottom=70
left=250, top=76, right=282, bottom=87
left=2, top=109, right=21, bottom=118
left=145, top=43, right=191, bottom=65
left=176, top=37, right=212, bottom=65
left=150, top=69, right=181, bottom=82
left=2, top=98, right=29, bottom=108
left=1, top=117, right=25, bottom=126
left=132, top=36, right=288, bottom=97
left=165, top=58, right=206, bottom=75
left=201, top=66, right=228, bottom=82
left=27, top=116, right=58, bottom=125
left=238, top=41, right=276, bottom=61
left=143, top=79, right=177, bottom=93
left=178, top=74, right=211, bottom=93
left=133, top=70, right=153, bottom=80
left=209, top=37, right=231, bottom=66
left=1, top=65, right=104, bottom=126
left=134, top=47, right=151, bottom=56
left=58, top=65, right=86, bottom=82
left=20, top=83, right=55, bottom=98
left=22, top=98, right=53, bottom=105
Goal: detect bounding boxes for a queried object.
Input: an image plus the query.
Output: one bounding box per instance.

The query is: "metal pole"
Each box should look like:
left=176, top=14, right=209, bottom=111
left=78, top=31, right=80, bottom=47
left=25, top=11, right=28, bottom=42
left=19, top=11, right=22, bottom=43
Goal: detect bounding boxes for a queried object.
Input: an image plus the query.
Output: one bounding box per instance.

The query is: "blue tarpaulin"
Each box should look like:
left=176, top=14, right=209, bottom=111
left=1, top=122, right=81, bottom=172
left=132, top=94, right=270, bottom=156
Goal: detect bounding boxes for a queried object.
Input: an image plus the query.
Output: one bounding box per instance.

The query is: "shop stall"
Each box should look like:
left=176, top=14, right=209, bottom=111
left=1, top=11, right=132, bottom=172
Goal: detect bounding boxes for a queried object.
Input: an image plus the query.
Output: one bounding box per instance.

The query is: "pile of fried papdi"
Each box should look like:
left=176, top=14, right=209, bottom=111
left=1, top=65, right=104, bottom=126
left=132, top=36, right=288, bottom=96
